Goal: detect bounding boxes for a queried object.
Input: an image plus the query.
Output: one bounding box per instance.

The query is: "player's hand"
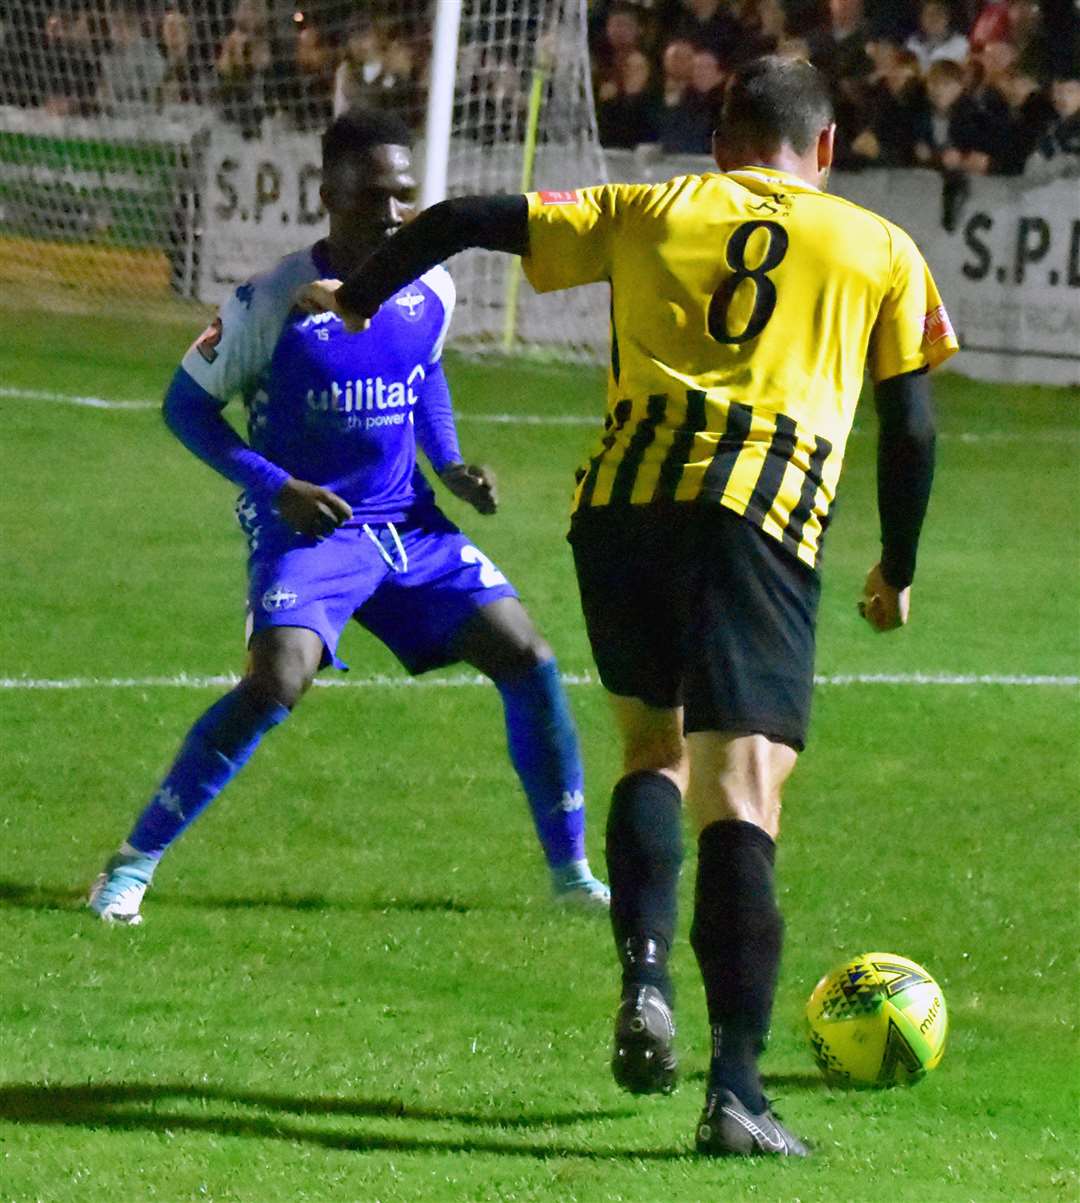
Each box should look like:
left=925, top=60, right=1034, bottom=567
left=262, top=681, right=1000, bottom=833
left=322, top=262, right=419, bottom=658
left=858, top=562, right=910, bottom=633
left=439, top=462, right=498, bottom=515
left=293, top=279, right=372, bottom=333
left=274, top=477, right=353, bottom=539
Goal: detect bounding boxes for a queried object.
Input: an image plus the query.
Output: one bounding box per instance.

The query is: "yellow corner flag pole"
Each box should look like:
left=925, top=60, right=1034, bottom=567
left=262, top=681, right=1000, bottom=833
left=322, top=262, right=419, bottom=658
left=501, top=39, right=551, bottom=353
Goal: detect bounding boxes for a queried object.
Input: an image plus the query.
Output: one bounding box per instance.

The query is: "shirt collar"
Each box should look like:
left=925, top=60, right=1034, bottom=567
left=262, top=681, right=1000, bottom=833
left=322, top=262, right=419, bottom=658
left=726, top=165, right=820, bottom=192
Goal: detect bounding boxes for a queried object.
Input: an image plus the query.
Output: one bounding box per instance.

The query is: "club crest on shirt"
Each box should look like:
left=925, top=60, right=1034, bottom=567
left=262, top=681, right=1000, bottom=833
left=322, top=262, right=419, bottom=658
left=262, top=585, right=298, bottom=612
left=394, top=286, right=426, bottom=321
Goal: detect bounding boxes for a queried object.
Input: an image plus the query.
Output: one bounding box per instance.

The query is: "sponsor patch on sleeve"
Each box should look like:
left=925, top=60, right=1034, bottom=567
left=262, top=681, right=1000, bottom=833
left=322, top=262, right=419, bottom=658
left=194, top=316, right=223, bottom=363
left=538, top=189, right=579, bottom=206
left=923, top=304, right=954, bottom=346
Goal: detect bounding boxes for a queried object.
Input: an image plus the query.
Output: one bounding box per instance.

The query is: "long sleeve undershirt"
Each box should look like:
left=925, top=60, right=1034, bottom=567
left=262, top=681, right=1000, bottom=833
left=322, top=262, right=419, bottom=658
left=412, top=360, right=462, bottom=473
left=162, top=367, right=290, bottom=498
left=337, top=195, right=529, bottom=318
left=874, top=367, right=936, bottom=589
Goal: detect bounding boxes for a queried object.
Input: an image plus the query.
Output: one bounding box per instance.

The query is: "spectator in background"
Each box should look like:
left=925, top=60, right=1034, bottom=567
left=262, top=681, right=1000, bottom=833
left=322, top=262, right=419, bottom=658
left=653, top=38, right=695, bottom=145
left=906, top=1, right=969, bottom=71
left=1006, top=0, right=1050, bottom=80
left=812, top=0, right=873, bottom=81
left=811, top=0, right=874, bottom=154
left=288, top=18, right=334, bottom=129
left=734, top=0, right=790, bottom=61
left=939, top=42, right=1008, bottom=174
left=993, top=63, right=1056, bottom=172
left=848, top=44, right=927, bottom=166
left=378, top=36, right=421, bottom=128
left=594, top=3, right=647, bottom=93
left=160, top=7, right=201, bottom=105
left=466, top=50, right=529, bottom=146
left=915, top=57, right=984, bottom=166
left=597, top=48, right=659, bottom=146
left=38, top=8, right=100, bottom=116
left=1025, top=71, right=1080, bottom=181
left=672, top=0, right=742, bottom=64
left=333, top=19, right=384, bottom=116
left=216, top=0, right=270, bottom=137
left=659, top=46, right=725, bottom=152
left=98, top=4, right=166, bottom=117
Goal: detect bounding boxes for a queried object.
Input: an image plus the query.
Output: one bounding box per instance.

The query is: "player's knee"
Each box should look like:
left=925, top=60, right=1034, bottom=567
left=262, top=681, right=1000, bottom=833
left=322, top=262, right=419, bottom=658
left=244, top=660, right=314, bottom=710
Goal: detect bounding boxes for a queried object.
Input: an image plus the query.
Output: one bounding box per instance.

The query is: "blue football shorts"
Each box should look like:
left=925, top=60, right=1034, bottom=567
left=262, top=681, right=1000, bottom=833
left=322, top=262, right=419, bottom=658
left=245, top=507, right=518, bottom=673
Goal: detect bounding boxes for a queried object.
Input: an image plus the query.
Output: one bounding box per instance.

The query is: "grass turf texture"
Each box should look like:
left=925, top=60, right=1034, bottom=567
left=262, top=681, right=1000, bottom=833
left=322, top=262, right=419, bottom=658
left=0, top=310, right=1077, bottom=1202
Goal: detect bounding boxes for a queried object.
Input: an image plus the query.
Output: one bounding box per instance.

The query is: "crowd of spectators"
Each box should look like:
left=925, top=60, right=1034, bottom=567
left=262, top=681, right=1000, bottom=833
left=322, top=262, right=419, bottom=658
left=0, top=0, right=1076, bottom=183
left=0, top=0, right=426, bottom=134
left=590, top=0, right=1080, bottom=181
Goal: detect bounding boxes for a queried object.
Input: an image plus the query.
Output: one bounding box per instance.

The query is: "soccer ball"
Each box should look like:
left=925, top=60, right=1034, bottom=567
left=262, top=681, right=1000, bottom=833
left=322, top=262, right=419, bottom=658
left=805, top=952, right=948, bottom=1087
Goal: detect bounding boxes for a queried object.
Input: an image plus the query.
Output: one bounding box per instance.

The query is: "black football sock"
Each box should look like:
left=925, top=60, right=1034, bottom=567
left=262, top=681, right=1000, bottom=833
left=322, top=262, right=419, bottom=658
left=605, top=770, right=684, bottom=1005
left=690, top=818, right=784, bottom=1114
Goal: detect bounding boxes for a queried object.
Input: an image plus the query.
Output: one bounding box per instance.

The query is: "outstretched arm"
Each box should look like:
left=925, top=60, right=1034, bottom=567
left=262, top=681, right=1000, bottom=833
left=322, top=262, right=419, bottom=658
left=297, top=196, right=530, bottom=330
left=860, top=367, right=937, bottom=631
left=338, top=194, right=529, bottom=319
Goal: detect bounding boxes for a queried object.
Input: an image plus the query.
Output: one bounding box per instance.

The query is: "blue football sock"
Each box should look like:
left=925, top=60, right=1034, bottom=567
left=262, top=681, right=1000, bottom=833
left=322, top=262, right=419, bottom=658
left=127, top=684, right=290, bottom=858
left=496, top=659, right=586, bottom=868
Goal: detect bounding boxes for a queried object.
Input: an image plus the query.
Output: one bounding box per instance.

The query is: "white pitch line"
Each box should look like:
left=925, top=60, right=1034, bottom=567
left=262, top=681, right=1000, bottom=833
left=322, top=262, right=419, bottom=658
left=0, top=385, right=156, bottom=410
left=1, top=672, right=1076, bottom=691
left=1, top=385, right=1076, bottom=442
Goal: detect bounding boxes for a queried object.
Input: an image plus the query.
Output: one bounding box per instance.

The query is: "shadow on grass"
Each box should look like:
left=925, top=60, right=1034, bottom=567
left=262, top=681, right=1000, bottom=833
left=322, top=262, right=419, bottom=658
left=0, top=1081, right=685, bottom=1161
left=0, top=880, right=478, bottom=916
left=683, top=1067, right=829, bottom=1093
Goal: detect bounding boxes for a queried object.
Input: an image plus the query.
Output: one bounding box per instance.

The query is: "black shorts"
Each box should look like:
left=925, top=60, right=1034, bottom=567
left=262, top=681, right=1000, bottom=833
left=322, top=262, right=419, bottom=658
left=569, top=503, right=821, bottom=750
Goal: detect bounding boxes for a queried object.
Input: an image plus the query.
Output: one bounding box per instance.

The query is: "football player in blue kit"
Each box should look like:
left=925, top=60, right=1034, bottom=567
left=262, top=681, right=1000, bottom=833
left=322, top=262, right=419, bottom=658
left=88, top=108, right=609, bottom=923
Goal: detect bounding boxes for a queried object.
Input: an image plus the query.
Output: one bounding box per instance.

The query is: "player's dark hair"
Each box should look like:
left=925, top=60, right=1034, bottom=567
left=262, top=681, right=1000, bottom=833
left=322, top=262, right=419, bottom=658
left=322, top=108, right=413, bottom=170
left=719, top=56, right=834, bottom=156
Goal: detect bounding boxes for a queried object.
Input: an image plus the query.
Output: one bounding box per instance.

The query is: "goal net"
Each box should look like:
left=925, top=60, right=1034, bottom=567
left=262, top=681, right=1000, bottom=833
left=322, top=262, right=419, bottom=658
left=0, top=0, right=609, bottom=358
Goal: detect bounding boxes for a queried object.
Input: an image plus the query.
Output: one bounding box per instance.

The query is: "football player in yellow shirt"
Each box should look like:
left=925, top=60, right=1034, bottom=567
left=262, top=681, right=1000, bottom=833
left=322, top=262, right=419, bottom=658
left=299, top=55, right=957, bottom=1157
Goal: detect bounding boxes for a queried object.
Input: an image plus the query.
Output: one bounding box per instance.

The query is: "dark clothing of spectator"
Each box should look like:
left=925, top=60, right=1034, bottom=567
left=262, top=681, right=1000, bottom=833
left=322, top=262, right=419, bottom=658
left=597, top=88, right=661, bottom=148
left=1025, top=110, right=1080, bottom=180
left=657, top=87, right=721, bottom=154
left=915, top=94, right=987, bottom=160
left=810, top=23, right=873, bottom=88
left=673, top=7, right=743, bottom=64
left=811, top=25, right=874, bottom=149
left=937, top=85, right=1012, bottom=167
left=995, top=90, right=1057, bottom=174
left=862, top=78, right=929, bottom=167
left=865, top=0, right=920, bottom=40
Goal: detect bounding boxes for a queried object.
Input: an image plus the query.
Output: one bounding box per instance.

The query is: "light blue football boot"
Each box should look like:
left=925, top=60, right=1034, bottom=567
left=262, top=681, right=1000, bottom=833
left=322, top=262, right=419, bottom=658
left=552, top=859, right=611, bottom=910
left=87, top=849, right=158, bottom=924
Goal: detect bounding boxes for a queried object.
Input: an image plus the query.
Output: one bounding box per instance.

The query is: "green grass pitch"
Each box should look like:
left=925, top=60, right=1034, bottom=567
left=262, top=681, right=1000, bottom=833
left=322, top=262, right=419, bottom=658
left=0, top=309, right=1077, bottom=1203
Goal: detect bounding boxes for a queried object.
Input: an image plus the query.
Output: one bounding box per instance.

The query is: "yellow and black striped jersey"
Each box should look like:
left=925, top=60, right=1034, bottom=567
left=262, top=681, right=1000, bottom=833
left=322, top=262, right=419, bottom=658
left=522, top=170, right=958, bottom=569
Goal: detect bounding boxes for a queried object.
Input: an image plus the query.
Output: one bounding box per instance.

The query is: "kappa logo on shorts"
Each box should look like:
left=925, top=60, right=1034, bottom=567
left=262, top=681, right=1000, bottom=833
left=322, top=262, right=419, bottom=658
left=394, top=286, right=426, bottom=321
left=262, top=585, right=298, bottom=612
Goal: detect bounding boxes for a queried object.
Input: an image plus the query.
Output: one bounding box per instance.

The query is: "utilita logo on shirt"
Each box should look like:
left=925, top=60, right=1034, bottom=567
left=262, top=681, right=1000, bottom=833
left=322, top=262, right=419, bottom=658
left=305, top=365, right=425, bottom=430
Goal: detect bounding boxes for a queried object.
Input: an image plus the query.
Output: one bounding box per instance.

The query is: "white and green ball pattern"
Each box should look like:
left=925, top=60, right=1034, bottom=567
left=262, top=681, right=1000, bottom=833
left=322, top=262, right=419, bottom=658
left=805, top=952, right=948, bottom=1086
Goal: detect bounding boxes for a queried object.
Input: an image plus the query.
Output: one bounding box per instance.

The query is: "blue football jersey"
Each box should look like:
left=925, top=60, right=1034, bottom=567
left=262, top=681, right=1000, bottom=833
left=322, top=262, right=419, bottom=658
left=180, top=242, right=456, bottom=528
